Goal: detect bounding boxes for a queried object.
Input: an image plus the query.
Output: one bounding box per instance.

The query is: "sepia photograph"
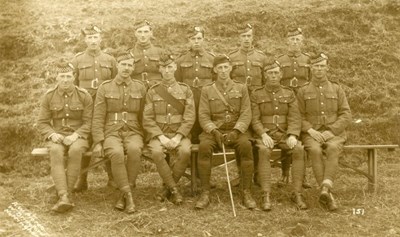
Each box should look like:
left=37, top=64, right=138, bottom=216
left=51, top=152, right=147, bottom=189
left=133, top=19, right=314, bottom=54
left=0, top=0, right=399, bottom=236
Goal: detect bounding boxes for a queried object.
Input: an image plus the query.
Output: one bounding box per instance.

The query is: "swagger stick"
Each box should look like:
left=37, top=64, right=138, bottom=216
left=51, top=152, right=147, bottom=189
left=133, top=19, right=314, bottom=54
left=222, top=143, right=237, bottom=217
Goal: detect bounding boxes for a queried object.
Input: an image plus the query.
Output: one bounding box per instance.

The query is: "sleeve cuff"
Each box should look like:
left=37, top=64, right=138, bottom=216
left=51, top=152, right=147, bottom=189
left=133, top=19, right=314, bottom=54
left=205, top=123, right=218, bottom=133
left=234, top=122, right=247, bottom=133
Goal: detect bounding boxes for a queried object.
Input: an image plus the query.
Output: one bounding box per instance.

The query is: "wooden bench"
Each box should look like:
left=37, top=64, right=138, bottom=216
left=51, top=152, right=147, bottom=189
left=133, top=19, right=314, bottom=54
left=32, top=144, right=398, bottom=194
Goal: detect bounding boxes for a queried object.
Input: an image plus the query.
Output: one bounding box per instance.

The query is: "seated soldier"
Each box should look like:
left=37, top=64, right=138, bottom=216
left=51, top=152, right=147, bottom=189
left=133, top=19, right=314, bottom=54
left=91, top=50, right=147, bottom=214
left=37, top=59, right=93, bottom=213
left=250, top=59, right=307, bottom=211
left=143, top=53, right=195, bottom=205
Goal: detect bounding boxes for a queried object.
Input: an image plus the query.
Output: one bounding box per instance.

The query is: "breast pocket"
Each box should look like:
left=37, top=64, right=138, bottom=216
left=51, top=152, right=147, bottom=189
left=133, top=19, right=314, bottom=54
left=304, top=93, right=318, bottom=112
left=209, top=97, right=224, bottom=114
left=99, top=61, right=112, bottom=80
left=148, top=56, right=160, bottom=72
left=78, top=63, right=93, bottom=81
left=278, top=96, right=291, bottom=114
left=128, top=93, right=143, bottom=112
left=180, top=62, right=194, bottom=79
left=256, top=96, right=272, bottom=115
left=105, top=93, right=121, bottom=112
left=228, top=92, right=242, bottom=111
left=325, top=92, right=338, bottom=111
left=280, top=62, right=293, bottom=78
left=232, top=61, right=245, bottom=77
left=153, top=95, right=166, bottom=115
left=69, top=102, right=84, bottom=119
left=50, top=103, right=63, bottom=119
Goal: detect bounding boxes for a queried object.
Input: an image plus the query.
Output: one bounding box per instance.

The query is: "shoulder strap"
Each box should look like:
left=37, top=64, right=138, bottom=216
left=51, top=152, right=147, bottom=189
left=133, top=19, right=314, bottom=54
left=154, top=85, right=185, bottom=114
left=211, top=84, right=235, bottom=112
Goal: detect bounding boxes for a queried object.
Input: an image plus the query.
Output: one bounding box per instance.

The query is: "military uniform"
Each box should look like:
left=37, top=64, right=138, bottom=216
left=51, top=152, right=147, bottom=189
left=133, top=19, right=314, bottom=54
left=276, top=52, right=310, bottom=89
left=251, top=81, right=306, bottom=210
left=37, top=74, right=93, bottom=212
left=143, top=79, right=195, bottom=204
left=297, top=53, right=351, bottom=211
left=175, top=48, right=214, bottom=143
left=229, top=48, right=266, bottom=91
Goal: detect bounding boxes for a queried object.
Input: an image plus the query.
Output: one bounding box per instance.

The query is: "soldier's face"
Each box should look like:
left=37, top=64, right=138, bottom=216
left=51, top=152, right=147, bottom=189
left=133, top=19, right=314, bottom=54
left=159, top=62, right=177, bottom=81
left=84, top=33, right=102, bottom=50
left=239, top=30, right=253, bottom=48
left=117, top=59, right=135, bottom=78
left=311, top=60, right=329, bottom=79
left=135, top=26, right=153, bottom=44
left=56, top=71, right=75, bottom=91
left=287, top=35, right=304, bottom=52
left=214, top=62, right=232, bottom=81
left=189, top=32, right=204, bottom=50
left=264, top=67, right=282, bottom=86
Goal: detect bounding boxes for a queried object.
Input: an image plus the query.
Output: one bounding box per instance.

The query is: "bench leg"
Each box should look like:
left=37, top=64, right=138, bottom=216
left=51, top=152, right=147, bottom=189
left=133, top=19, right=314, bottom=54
left=191, top=152, right=198, bottom=196
left=367, top=149, right=378, bottom=192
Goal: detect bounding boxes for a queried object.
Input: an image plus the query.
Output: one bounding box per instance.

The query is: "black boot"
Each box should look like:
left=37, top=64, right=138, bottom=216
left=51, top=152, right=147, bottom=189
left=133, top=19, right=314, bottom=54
left=242, top=189, right=256, bottom=209
left=261, top=192, right=272, bottom=211
left=292, top=192, right=308, bottom=210
left=52, top=193, right=74, bottom=213
left=327, top=193, right=338, bottom=211
left=156, top=185, right=170, bottom=202
left=170, top=187, right=183, bottom=205
left=195, top=190, right=210, bottom=209
left=124, top=192, right=136, bottom=214
left=115, top=192, right=125, bottom=211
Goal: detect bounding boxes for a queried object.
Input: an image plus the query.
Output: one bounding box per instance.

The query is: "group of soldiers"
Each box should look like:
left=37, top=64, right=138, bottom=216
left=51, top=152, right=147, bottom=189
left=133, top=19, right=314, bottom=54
left=36, top=20, right=352, bottom=214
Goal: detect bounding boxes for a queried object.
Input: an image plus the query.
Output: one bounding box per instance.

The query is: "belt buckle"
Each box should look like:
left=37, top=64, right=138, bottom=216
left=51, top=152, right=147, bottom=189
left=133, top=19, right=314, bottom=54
left=121, top=112, right=128, bottom=123
left=225, top=111, right=232, bottom=123
left=62, top=118, right=67, bottom=127
left=91, top=78, right=99, bottom=89
left=141, top=72, right=149, bottom=85
left=192, top=77, right=199, bottom=88
left=166, top=113, right=171, bottom=124
left=272, top=115, right=279, bottom=126
left=321, top=115, right=327, bottom=125
left=246, top=76, right=252, bottom=86
left=290, top=77, right=298, bottom=88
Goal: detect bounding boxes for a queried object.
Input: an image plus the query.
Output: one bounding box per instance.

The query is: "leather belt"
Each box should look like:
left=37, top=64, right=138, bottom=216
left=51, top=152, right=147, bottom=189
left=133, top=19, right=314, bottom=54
left=307, top=114, right=337, bottom=125
left=107, top=112, right=138, bottom=123
left=261, top=115, right=287, bottom=125
left=155, top=114, right=183, bottom=124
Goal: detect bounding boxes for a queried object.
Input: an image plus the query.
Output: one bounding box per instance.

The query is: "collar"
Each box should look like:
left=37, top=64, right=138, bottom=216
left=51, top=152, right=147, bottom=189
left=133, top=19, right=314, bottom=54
left=57, top=86, right=74, bottom=96
left=288, top=50, right=301, bottom=57
left=114, top=75, right=132, bottom=86
left=311, top=76, right=329, bottom=87
left=136, top=41, right=152, bottom=50
left=85, top=48, right=101, bottom=57
left=215, top=78, right=234, bottom=92
left=190, top=48, right=205, bottom=57
left=264, top=84, right=281, bottom=93
left=161, top=79, right=178, bottom=88
left=240, top=46, right=254, bottom=55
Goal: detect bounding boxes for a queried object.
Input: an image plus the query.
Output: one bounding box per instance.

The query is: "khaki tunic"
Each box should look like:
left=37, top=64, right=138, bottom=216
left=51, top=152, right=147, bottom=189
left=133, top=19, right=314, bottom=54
left=276, top=52, right=310, bottom=89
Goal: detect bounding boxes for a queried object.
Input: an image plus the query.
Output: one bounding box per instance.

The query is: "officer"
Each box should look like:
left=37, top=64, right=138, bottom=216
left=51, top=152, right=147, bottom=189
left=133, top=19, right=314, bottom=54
left=143, top=53, right=195, bottom=205
left=297, top=52, right=352, bottom=211
left=276, top=26, right=311, bottom=188
left=37, top=59, right=93, bottom=213
left=91, top=50, right=147, bottom=214
left=250, top=59, right=307, bottom=211
left=175, top=26, right=214, bottom=143
left=130, top=20, right=164, bottom=88
left=71, top=24, right=117, bottom=192
left=195, top=55, right=256, bottom=210
left=228, top=23, right=267, bottom=92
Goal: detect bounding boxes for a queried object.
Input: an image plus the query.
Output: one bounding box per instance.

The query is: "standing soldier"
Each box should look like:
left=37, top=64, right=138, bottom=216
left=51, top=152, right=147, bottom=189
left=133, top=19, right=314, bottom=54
left=91, top=50, right=147, bottom=214
left=276, top=26, right=311, bottom=187
left=228, top=23, right=266, bottom=92
left=297, top=52, right=351, bottom=211
left=130, top=20, right=164, bottom=88
left=37, top=59, right=93, bottom=212
left=250, top=60, right=307, bottom=211
left=195, top=55, right=256, bottom=210
left=175, top=26, right=214, bottom=144
left=71, top=24, right=117, bottom=192
left=143, top=53, right=195, bottom=205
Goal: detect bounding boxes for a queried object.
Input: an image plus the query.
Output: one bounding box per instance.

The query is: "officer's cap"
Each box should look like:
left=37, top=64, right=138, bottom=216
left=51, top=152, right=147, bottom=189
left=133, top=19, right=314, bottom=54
left=116, top=49, right=135, bottom=63
left=213, top=54, right=231, bottom=67
left=134, top=20, right=152, bottom=31
left=54, top=58, right=75, bottom=74
left=287, top=26, right=303, bottom=37
left=187, top=26, right=204, bottom=38
left=238, top=23, right=253, bottom=34
left=159, top=53, right=175, bottom=66
left=81, top=24, right=102, bottom=36
left=263, top=59, right=281, bottom=71
left=310, top=52, right=329, bottom=64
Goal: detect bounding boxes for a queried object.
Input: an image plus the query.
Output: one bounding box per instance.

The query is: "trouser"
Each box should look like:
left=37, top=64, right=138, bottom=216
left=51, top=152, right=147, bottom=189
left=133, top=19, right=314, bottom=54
left=197, top=131, right=254, bottom=191
left=147, top=136, right=191, bottom=188
left=190, top=86, right=202, bottom=144
left=47, top=138, right=89, bottom=195
left=103, top=131, right=143, bottom=193
left=256, top=140, right=304, bottom=193
left=302, top=133, right=345, bottom=187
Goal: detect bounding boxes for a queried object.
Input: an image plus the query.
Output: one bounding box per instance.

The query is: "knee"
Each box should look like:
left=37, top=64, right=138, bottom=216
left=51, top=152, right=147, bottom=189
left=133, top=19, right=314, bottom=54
left=126, top=145, right=142, bottom=157
left=68, top=146, right=83, bottom=158
left=198, top=142, right=213, bottom=160
left=307, top=145, right=322, bottom=157
left=325, top=143, right=340, bottom=154
left=179, top=146, right=191, bottom=158
left=291, top=144, right=304, bottom=160
left=151, top=150, right=165, bottom=163
left=106, top=147, right=124, bottom=163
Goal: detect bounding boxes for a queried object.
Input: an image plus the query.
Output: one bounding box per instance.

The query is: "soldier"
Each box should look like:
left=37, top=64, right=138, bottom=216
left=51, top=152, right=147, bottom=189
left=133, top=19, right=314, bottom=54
left=175, top=26, right=214, bottom=143
left=297, top=52, right=352, bottom=211
left=276, top=26, right=312, bottom=187
left=91, top=50, right=147, bottom=214
left=228, top=23, right=267, bottom=92
left=143, top=53, right=195, bottom=205
left=250, top=59, right=307, bottom=211
left=195, top=55, right=256, bottom=210
left=37, top=59, right=93, bottom=213
left=130, top=20, right=164, bottom=88
left=71, top=24, right=118, bottom=192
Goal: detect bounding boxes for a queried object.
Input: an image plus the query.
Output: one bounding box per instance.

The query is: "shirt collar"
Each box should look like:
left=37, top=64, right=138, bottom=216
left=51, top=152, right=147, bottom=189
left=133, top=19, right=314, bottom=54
left=57, top=86, right=74, bottom=96
left=215, top=78, right=234, bottom=91
left=311, top=76, right=329, bottom=86
left=85, top=48, right=101, bottom=57
left=114, top=74, right=132, bottom=86
left=190, top=48, right=204, bottom=57
left=136, top=42, right=151, bottom=50
left=240, top=46, right=254, bottom=55
left=288, top=50, right=301, bottom=57
left=265, top=84, right=281, bottom=93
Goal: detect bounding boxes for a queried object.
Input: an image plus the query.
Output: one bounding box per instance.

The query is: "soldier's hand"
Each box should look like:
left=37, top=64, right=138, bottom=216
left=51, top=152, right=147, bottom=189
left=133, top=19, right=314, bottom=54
left=168, top=134, right=183, bottom=149
left=261, top=133, right=274, bottom=148
left=307, top=128, right=325, bottom=143
left=286, top=135, right=298, bottom=149
left=212, top=129, right=224, bottom=149
left=92, top=143, right=104, bottom=158
left=63, top=132, right=79, bottom=146
left=158, top=135, right=171, bottom=149
left=50, top=133, right=64, bottom=143
left=224, top=129, right=240, bottom=146
left=321, top=130, right=335, bottom=142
